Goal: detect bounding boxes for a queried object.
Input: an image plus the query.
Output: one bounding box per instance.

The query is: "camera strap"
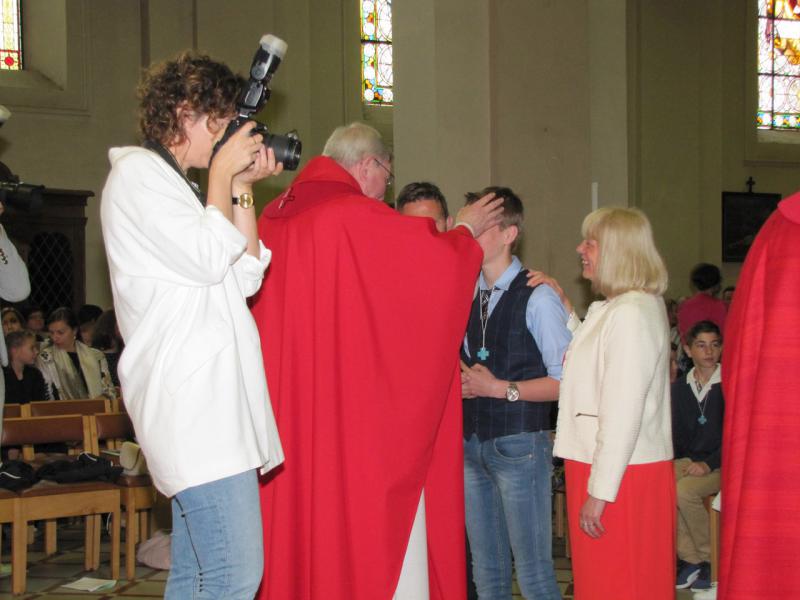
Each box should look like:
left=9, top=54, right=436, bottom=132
left=142, top=140, right=207, bottom=206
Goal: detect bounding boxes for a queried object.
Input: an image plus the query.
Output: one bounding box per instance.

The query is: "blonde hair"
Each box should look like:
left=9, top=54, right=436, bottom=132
left=322, top=122, right=390, bottom=168
left=581, top=207, right=668, bottom=298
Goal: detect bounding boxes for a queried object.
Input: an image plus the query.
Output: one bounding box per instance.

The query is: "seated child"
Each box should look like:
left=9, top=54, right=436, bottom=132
left=3, top=329, right=48, bottom=404
left=673, top=320, right=724, bottom=592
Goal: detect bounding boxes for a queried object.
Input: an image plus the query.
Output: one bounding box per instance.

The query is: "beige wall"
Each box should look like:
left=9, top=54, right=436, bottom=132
left=634, top=0, right=800, bottom=299
left=0, top=0, right=360, bottom=308
left=2, top=0, right=799, bottom=311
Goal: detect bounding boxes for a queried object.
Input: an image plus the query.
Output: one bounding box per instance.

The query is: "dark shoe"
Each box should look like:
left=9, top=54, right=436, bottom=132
left=676, top=561, right=701, bottom=589
left=691, top=561, right=712, bottom=591
left=676, top=558, right=687, bottom=577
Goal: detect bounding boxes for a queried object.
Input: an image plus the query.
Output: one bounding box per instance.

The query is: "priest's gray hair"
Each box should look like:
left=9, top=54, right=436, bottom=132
left=323, top=122, right=391, bottom=168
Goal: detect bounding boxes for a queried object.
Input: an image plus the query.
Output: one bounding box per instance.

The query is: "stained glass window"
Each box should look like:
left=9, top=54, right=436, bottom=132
left=758, top=0, right=800, bottom=130
left=0, top=0, right=22, bottom=71
left=360, top=0, right=393, bottom=105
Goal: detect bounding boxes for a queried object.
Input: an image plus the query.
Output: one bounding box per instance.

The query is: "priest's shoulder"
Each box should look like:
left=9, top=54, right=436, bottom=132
left=779, top=190, right=800, bottom=224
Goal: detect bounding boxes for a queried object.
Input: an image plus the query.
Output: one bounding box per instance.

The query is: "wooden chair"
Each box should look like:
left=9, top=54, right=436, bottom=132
left=90, top=412, right=156, bottom=580
left=704, top=494, right=720, bottom=583
left=553, top=485, right=570, bottom=558
left=24, top=398, right=111, bottom=418
left=3, top=403, right=22, bottom=418
left=1, top=415, right=121, bottom=594
left=0, top=490, right=21, bottom=577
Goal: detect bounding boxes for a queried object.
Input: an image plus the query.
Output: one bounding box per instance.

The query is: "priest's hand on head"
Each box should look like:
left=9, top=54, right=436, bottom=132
left=455, top=193, right=504, bottom=238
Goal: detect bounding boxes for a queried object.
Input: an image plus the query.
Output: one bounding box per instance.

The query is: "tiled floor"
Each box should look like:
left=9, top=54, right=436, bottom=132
left=0, top=522, right=698, bottom=599
left=0, top=523, right=167, bottom=599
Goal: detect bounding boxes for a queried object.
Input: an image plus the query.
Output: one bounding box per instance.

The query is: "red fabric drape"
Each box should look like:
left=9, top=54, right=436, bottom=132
left=719, top=192, right=800, bottom=599
left=251, top=157, right=482, bottom=600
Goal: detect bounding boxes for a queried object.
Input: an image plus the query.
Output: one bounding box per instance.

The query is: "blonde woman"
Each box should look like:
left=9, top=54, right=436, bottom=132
left=555, top=207, right=674, bottom=599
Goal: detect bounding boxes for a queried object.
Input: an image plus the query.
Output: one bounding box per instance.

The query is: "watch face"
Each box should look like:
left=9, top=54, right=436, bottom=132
left=238, top=193, right=254, bottom=209
left=506, top=384, right=520, bottom=402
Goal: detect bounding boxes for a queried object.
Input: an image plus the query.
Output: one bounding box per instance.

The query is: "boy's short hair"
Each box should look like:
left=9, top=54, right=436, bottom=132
left=686, top=320, right=722, bottom=345
left=690, top=263, right=722, bottom=292
left=396, top=182, right=449, bottom=219
left=464, top=186, right=523, bottom=230
left=6, top=329, right=35, bottom=350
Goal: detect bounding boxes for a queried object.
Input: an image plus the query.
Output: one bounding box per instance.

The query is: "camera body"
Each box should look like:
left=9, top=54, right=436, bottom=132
left=213, top=34, right=301, bottom=170
left=0, top=181, right=44, bottom=212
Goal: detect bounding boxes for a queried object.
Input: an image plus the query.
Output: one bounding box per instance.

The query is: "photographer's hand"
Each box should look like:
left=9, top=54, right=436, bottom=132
left=207, top=121, right=265, bottom=221
left=233, top=145, right=283, bottom=189
left=232, top=146, right=283, bottom=257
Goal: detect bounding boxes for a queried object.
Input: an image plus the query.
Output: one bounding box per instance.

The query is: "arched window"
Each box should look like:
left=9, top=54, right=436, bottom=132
left=360, top=0, right=393, bottom=105
left=758, top=0, right=800, bottom=130
left=1, top=0, right=22, bottom=71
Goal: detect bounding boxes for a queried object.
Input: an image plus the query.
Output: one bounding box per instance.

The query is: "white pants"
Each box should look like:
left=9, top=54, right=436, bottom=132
left=393, top=490, right=429, bottom=600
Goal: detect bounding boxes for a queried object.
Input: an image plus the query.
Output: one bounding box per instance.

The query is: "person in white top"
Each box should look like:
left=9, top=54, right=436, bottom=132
left=549, top=207, right=675, bottom=600
left=0, top=206, right=31, bottom=446
left=101, top=52, right=284, bottom=600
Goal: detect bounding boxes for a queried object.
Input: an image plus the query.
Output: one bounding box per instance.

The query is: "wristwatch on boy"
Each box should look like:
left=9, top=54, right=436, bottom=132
left=506, top=382, right=520, bottom=402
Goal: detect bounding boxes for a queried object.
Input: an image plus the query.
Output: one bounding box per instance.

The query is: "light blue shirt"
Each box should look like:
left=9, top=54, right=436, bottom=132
left=463, top=256, right=571, bottom=380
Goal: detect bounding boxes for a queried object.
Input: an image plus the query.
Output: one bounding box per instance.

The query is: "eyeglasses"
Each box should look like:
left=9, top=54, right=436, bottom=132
left=373, top=158, right=394, bottom=186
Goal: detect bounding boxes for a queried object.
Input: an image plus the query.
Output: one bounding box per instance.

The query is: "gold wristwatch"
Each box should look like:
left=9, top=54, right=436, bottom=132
left=233, top=192, right=255, bottom=209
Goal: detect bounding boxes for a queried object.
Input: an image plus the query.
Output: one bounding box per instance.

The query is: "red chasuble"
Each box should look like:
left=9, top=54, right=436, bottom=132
left=251, top=156, right=482, bottom=600
left=720, top=192, right=800, bottom=600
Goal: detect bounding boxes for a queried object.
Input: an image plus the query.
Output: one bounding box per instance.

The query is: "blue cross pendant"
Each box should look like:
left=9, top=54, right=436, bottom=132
left=477, top=347, right=490, bottom=361
left=698, top=415, right=707, bottom=425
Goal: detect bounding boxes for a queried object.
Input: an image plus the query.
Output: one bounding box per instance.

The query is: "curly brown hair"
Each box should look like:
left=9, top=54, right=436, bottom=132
left=137, top=51, right=244, bottom=145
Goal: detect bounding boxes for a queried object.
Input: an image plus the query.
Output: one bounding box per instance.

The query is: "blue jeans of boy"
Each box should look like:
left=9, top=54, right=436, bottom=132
left=165, top=469, right=263, bottom=600
left=464, top=431, right=560, bottom=600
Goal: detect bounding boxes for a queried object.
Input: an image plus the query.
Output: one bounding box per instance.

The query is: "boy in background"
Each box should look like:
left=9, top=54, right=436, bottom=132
left=673, top=320, right=724, bottom=592
left=3, top=329, right=47, bottom=404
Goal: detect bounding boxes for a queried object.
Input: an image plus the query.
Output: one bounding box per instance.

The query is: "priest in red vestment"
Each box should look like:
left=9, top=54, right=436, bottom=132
left=251, top=122, right=502, bottom=600
left=720, top=190, right=800, bottom=599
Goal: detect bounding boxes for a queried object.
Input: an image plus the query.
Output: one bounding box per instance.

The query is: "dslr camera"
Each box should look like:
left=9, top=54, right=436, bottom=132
left=214, top=34, right=302, bottom=170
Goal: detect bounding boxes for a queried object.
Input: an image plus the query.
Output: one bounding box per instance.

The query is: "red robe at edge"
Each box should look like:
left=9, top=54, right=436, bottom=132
left=251, top=156, right=482, bottom=600
left=720, top=192, right=800, bottom=599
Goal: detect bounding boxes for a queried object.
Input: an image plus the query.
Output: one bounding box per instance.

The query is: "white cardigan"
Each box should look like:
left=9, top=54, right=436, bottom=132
left=554, top=290, right=672, bottom=502
left=101, top=147, right=284, bottom=497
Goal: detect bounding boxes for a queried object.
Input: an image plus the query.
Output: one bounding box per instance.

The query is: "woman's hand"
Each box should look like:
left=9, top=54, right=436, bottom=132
left=579, top=495, right=607, bottom=539
left=460, top=360, right=503, bottom=398
left=527, top=270, right=573, bottom=315
left=233, top=145, right=283, bottom=192
left=210, top=121, right=270, bottom=181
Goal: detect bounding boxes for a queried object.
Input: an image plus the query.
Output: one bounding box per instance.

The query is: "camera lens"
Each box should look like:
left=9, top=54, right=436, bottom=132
left=264, top=132, right=302, bottom=171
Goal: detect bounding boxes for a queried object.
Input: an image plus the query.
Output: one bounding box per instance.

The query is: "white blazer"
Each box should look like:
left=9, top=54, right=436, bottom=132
left=554, top=290, right=673, bottom=502
left=101, top=147, right=284, bottom=497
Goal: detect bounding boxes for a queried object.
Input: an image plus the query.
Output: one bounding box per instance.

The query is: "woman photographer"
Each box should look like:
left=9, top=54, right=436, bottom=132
left=101, top=52, right=284, bottom=599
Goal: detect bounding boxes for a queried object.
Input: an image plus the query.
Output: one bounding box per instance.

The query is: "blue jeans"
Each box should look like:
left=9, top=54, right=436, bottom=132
left=165, top=470, right=263, bottom=600
left=464, top=431, right=560, bottom=600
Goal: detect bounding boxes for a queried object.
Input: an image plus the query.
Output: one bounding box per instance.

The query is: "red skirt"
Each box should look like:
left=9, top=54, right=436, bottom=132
left=565, top=459, right=675, bottom=600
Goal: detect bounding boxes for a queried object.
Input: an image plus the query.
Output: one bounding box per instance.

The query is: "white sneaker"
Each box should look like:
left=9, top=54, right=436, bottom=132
left=693, top=582, right=718, bottom=599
